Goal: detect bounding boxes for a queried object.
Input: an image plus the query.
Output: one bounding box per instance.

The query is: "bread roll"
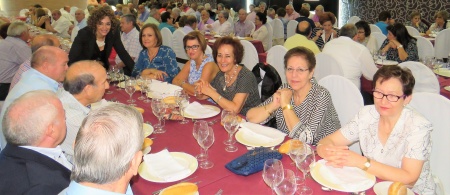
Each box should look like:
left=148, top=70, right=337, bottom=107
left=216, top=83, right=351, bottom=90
left=388, top=182, right=407, bottom=195
left=133, top=106, right=145, bottom=114
left=159, top=182, right=198, bottom=195
left=142, top=138, right=153, bottom=150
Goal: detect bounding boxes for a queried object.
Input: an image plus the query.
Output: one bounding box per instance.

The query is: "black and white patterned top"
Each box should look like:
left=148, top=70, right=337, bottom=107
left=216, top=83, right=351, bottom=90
left=259, top=81, right=341, bottom=145
left=210, top=65, right=261, bottom=115
left=380, top=38, right=419, bottom=63
left=310, top=27, right=340, bottom=50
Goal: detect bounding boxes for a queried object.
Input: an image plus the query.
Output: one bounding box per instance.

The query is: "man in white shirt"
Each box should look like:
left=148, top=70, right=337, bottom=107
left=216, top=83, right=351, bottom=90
left=322, top=24, right=378, bottom=89
left=45, top=10, right=72, bottom=38
left=116, top=14, right=142, bottom=66
left=61, top=6, right=75, bottom=22
left=266, top=8, right=275, bottom=23
left=234, top=9, right=253, bottom=37
left=207, top=11, right=233, bottom=36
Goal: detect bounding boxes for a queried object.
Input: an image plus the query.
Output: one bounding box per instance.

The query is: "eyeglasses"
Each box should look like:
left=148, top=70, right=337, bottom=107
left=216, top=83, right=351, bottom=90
left=357, top=31, right=365, bottom=34
left=286, top=67, right=309, bottom=73
left=185, top=45, right=200, bottom=51
left=372, top=90, right=406, bottom=102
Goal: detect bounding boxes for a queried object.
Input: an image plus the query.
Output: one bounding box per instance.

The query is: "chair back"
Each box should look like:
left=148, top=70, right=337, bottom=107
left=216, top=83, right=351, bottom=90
left=406, top=26, right=420, bottom=36
left=265, top=22, right=273, bottom=50
left=272, top=18, right=285, bottom=45
left=266, top=45, right=287, bottom=83
left=409, top=92, right=450, bottom=195
left=172, top=29, right=188, bottom=59
left=371, top=32, right=387, bottom=49
left=318, top=75, right=364, bottom=155
left=250, top=21, right=255, bottom=32
left=347, top=16, right=361, bottom=24
left=434, top=29, right=450, bottom=59
left=286, top=20, right=298, bottom=39
left=240, top=40, right=259, bottom=70
left=414, top=36, right=435, bottom=60
left=161, top=27, right=173, bottom=48
left=314, top=52, right=344, bottom=81
left=369, top=24, right=382, bottom=34
left=398, top=61, right=439, bottom=94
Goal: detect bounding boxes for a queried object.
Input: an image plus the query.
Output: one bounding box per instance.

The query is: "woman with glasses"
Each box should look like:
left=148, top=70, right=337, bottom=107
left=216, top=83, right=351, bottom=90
left=355, top=21, right=378, bottom=52
left=246, top=47, right=340, bottom=145
left=172, top=31, right=219, bottom=96
left=317, top=65, right=435, bottom=194
left=131, top=23, right=179, bottom=83
left=426, top=10, right=450, bottom=35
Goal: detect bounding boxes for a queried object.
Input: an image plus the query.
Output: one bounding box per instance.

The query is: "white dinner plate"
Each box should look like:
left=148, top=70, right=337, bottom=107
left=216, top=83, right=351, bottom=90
left=434, top=68, right=450, bottom=77
left=182, top=105, right=221, bottom=119
left=311, top=160, right=376, bottom=192
left=143, top=123, right=154, bottom=137
left=376, top=59, right=399, bottom=66
left=444, top=86, right=450, bottom=92
left=373, top=181, right=414, bottom=195
left=138, top=152, right=198, bottom=183
left=234, top=130, right=284, bottom=147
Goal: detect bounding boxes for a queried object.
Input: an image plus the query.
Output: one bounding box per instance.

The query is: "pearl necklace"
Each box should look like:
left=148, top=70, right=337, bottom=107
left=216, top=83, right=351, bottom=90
left=96, top=40, right=105, bottom=47
left=223, top=64, right=238, bottom=91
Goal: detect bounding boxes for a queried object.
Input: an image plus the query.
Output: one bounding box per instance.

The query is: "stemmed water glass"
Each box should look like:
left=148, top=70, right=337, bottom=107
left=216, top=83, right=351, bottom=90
left=192, top=120, right=208, bottom=161
left=263, top=159, right=284, bottom=195
left=297, top=144, right=315, bottom=195
left=151, top=97, right=167, bottom=134
left=379, top=49, right=387, bottom=65
left=222, top=111, right=239, bottom=152
left=124, top=78, right=136, bottom=106
left=197, top=125, right=215, bottom=169
left=136, top=76, right=147, bottom=100
left=288, top=140, right=306, bottom=185
left=105, top=68, right=114, bottom=94
left=221, top=110, right=234, bottom=145
left=175, top=90, right=189, bottom=124
left=274, top=169, right=297, bottom=195
left=116, top=68, right=125, bottom=90
left=142, top=77, right=152, bottom=103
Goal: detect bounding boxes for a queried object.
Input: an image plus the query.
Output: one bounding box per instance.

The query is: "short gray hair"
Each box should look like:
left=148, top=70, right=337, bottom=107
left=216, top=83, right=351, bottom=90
left=172, top=7, right=181, bottom=15
left=302, top=3, right=311, bottom=10
left=7, top=21, right=28, bottom=37
left=3, top=90, right=59, bottom=146
left=340, top=23, right=357, bottom=38
left=71, top=104, right=144, bottom=184
left=220, top=10, right=229, bottom=19
left=204, top=3, right=211, bottom=10
left=121, top=14, right=137, bottom=26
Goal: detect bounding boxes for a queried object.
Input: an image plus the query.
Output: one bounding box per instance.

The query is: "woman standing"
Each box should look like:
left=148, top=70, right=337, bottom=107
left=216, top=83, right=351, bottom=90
left=251, top=12, right=269, bottom=51
left=380, top=23, right=419, bottom=63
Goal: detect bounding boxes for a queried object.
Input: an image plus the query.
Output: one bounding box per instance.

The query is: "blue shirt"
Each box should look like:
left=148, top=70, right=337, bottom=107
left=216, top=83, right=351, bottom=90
left=60, top=181, right=133, bottom=195
left=188, top=54, right=214, bottom=84
left=138, top=10, right=150, bottom=23
left=158, top=22, right=176, bottom=33
left=375, top=21, right=388, bottom=35
left=0, top=68, right=59, bottom=149
left=132, top=45, right=179, bottom=83
left=76, top=18, right=87, bottom=29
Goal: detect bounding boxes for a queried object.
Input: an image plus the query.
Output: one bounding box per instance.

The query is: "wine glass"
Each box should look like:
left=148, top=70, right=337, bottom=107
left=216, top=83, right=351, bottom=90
left=223, top=112, right=239, bottom=152
left=175, top=90, right=189, bottom=124
left=297, top=144, right=315, bottom=195
left=197, top=125, right=215, bottom=169
left=105, top=68, right=114, bottom=94
left=371, top=49, right=379, bottom=64
left=221, top=110, right=234, bottom=145
left=151, top=98, right=167, bottom=134
left=274, top=169, right=297, bottom=195
left=263, top=159, right=284, bottom=195
left=124, top=78, right=136, bottom=106
left=136, top=76, right=146, bottom=100
left=433, top=59, right=443, bottom=73
left=288, top=140, right=306, bottom=185
left=379, top=49, right=387, bottom=65
left=192, top=120, right=208, bottom=161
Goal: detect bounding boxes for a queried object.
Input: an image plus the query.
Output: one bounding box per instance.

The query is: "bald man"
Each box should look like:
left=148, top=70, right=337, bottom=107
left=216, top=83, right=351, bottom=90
left=61, top=5, right=75, bottom=22
left=58, top=60, right=109, bottom=162
left=0, top=46, right=68, bottom=149
left=285, top=4, right=300, bottom=20
left=284, top=21, right=320, bottom=54
left=0, top=90, right=71, bottom=194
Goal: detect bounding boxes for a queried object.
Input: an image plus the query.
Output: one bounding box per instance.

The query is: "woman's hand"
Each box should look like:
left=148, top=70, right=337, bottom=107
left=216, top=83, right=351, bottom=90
left=278, top=88, right=292, bottom=107
left=141, top=69, right=168, bottom=81
left=331, top=29, right=338, bottom=38
left=272, top=91, right=281, bottom=109
left=335, top=149, right=367, bottom=168
left=315, top=29, right=323, bottom=38
left=318, top=144, right=350, bottom=168
left=198, top=80, right=216, bottom=96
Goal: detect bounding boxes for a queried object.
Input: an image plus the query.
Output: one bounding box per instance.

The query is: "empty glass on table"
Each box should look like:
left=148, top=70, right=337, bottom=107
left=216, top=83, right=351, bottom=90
left=196, top=125, right=215, bottom=169
left=222, top=111, right=239, bottom=152
left=297, top=144, right=315, bottom=195
left=175, top=89, right=189, bottom=124
left=263, top=159, right=284, bottom=195
left=192, top=120, right=208, bottom=161
left=274, top=169, right=297, bottom=195
left=142, top=77, right=152, bottom=103
left=151, top=97, right=167, bottom=134
left=136, top=76, right=147, bottom=100
left=124, top=78, right=137, bottom=106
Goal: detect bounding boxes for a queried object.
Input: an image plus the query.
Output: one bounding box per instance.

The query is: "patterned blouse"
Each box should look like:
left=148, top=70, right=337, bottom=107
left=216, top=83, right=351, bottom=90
left=310, top=27, right=340, bottom=50
left=340, top=105, right=435, bottom=194
left=380, top=38, right=419, bottom=63
left=259, top=81, right=341, bottom=145
left=132, top=45, right=179, bottom=83
left=404, top=21, right=428, bottom=34
left=188, top=54, right=214, bottom=84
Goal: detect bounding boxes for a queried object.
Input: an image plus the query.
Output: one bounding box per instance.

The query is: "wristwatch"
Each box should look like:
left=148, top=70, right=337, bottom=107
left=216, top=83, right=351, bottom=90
left=397, top=44, right=403, bottom=49
left=282, top=104, right=293, bottom=111
left=361, top=157, right=371, bottom=171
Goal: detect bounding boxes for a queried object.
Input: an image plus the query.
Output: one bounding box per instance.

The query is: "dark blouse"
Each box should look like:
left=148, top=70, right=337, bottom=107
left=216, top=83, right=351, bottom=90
left=380, top=38, right=419, bottom=63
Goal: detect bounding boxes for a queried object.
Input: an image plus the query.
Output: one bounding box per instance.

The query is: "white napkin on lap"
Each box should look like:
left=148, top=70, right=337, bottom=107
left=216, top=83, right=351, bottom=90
left=143, top=149, right=191, bottom=181
left=184, top=101, right=216, bottom=118
left=317, top=159, right=374, bottom=191
left=239, top=122, right=286, bottom=142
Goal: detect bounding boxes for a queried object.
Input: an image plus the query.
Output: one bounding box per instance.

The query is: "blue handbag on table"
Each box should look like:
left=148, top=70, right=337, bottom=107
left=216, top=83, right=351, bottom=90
left=225, top=147, right=283, bottom=176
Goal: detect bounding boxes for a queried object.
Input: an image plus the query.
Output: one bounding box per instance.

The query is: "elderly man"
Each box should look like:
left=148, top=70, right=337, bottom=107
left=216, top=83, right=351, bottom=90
left=0, top=46, right=68, bottom=149
left=234, top=9, right=253, bottom=37
left=183, top=15, right=197, bottom=34
left=58, top=60, right=109, bottom=162
left=322, top=24, right=378, bottom=89
left=284, top=21, right=320, bottom=54
left=116, top=14, right=142, bottom=67
left=74, top=9, right=87, bottom=29
left=145, top=9, right=161, bottom=26
left=60, top=104, right=143, bottom=194
left=198, top=10, right=213, bottom=31
left=285, top=4, right=300, bottom=20
left=0, top=22, right=31, bottom=100
left=61, top=6, right=75, bottom=22
left=0, top=90, right=71, bottom=194
left=10, top=34, right=61, bottom=91
left=208, top=11, right=233, bottom=35
left=259, top=2, right=267, bottom=14
left=266, top=8, right=275, bottom=22
left=45, top=10, right=72, bottom=38
left=137, top=4, right=150, bottom=23
left=312, top=5, right=324, bottom=27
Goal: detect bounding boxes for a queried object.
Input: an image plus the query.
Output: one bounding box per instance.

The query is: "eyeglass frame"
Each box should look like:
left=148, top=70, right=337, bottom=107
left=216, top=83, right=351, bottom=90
left=285, top=67, right=309, bottom=73
left=185, top=45, right=200, bottom=51
left=372, top=90, right=406, bottom=102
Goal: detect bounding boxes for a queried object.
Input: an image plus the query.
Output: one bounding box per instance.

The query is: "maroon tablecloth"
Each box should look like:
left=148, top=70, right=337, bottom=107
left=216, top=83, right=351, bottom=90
left=205, top=35, right=266, bottom=63
left=104, top=86, right=379, bottom=195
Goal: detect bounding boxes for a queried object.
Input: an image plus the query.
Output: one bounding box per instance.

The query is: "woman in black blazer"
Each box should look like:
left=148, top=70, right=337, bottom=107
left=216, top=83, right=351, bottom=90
left=69, top=6, right=135, bottom=75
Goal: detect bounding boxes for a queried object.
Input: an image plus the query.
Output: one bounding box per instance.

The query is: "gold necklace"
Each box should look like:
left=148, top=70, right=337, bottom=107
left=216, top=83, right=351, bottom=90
left=223, top=64, right=238, bottom=91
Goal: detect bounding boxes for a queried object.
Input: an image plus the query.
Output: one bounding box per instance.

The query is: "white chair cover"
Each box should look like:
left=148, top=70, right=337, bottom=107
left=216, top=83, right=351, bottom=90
left=19, top=9, right=29, bottom=17
left=398, top=61, right=439, bottom=94
left=414, top=36, right=435, bottom=60
left=318, top=75, right=364, bottom=155
left=371, top=32, right=387, bottom=49
left=161, top=27, right=173, bottom=48
left=250, top=21, right=255, bottom=32
left=205, top=45, right=212, bottom=55
left=286, top=20, right=298, bottom=39
left=314, top=52, right=344, bottom=81
left=369, top=24, right=382, bottom=34
left=409, top=92, right=450, bottom=195
left=406, top=26, right=420, bottom=36
left=240, top=40, right=259, bottom=70
left=172, top=29, right=188, bottom=69
left=70, top=7, right=78, bottom=17
left=347, top=16, right=361, bottom=24
left=70, top=26, right=79, bottom=42
left=266, top=45, right=287, bottom=83
left=265, top=22, right=273, bottom=50
left=434, top=29, right=450, bottom=59
left=272, top=18, right=285, bottom=46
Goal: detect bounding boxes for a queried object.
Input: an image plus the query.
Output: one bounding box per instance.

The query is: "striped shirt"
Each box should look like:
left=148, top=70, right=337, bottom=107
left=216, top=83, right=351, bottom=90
left=9, top=60, right=31, bottom=91
left=115, top=28, right=142, bottom=64
left=0, top=37, right=31, bottom=83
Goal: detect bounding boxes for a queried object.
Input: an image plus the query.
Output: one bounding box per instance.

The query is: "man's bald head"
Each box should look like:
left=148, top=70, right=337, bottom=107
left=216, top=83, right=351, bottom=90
left=31, top=34, right=60, bottom=53
left=31, top=46, right=69, bottom=82
left=296, top=21, right=312, bottom=37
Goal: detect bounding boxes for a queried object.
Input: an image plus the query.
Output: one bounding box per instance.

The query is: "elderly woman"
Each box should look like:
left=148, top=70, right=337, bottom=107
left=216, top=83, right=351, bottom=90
left=380, top=23, right=419, bottom=63
left=317, top=65, right=435, bottom=194
left=69, top=6, right=135, bottom=75
left=207, top=11, right=233, bottom=36
left=426, top=10, right=450, bottom=35
left=173, top=31, right=219, bottom=96
left=195, top=37, right=260, bottom=115
left=215, top=3, right=224, bottom=20
left=355, top=21, right=378, bottom=52
left=247, top=47, right=340, bottom=144
left=132, top=23, right=178, bottom=83
left=251, top=12, right=270, bottom=51
left=311, top=12, right=339, bottom=49
left=405, top=11, right=428, bottom=34
left=171, top=7, right=181, bottom=24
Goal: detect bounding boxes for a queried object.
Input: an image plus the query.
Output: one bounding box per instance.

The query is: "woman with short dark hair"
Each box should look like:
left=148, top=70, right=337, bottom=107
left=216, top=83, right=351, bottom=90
left=355, top=20, right=378, bottom=52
